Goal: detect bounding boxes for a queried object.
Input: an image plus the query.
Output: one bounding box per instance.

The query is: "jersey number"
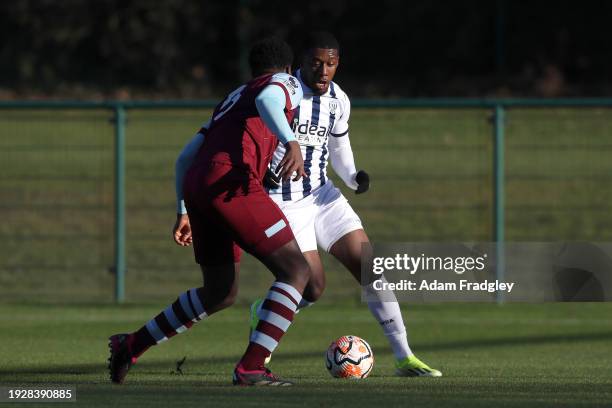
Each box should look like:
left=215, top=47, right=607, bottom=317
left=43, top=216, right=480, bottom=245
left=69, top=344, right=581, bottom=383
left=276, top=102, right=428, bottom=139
left=213, top=85, right=246, bottom=121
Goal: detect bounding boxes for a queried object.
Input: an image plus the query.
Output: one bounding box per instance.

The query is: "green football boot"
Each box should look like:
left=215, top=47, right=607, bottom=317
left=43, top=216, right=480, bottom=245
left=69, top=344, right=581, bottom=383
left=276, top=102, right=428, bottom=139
left=395, top=355, right=442, bottom=377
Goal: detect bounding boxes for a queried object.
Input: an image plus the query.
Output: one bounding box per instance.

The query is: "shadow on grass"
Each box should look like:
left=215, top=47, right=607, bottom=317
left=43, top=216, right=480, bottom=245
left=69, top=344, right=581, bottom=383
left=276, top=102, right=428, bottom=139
left=1, top=330, right=611, bottom=380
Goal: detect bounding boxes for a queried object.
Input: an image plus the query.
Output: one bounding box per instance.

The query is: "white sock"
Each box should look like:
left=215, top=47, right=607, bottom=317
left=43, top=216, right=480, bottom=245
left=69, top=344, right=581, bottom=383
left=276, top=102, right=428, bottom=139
left=364, top=283, right=413, bottom=360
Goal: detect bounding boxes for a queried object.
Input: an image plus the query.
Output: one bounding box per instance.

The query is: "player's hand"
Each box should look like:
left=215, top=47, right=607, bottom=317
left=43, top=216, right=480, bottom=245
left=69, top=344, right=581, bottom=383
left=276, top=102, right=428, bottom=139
left=277, top=140, right=307, bottom=182
left=173, top=213, right=193, bottom=246
left=355, top=170, right=370, bottom=194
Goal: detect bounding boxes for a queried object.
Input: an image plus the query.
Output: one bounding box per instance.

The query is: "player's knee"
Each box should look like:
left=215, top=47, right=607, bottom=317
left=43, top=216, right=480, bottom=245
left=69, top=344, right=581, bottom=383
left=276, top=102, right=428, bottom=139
left=303, top=258, right=325, bottom=302
left=286, top=256, right=312, bottom=288
left=303, top=278, right=325, bottom=302
left=267, top=241, right=312, bottom=288
left=217, top=291, right=237, bottom=310
left=200, top=282, right=238, bottom=314
left=203, top=291, right=236, bottom=314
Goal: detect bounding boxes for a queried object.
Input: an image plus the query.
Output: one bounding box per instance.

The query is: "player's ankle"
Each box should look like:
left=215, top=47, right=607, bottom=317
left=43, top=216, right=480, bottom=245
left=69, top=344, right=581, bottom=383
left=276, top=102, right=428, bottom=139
left=239, top=342, right=270, bottom=371
left=130, top=330, right=154, bottom=358
left=235, top=362, right=265, bottom=373
left=396, top=353, right=415, bottom=362
left=237, top=360, right=265, bottom=372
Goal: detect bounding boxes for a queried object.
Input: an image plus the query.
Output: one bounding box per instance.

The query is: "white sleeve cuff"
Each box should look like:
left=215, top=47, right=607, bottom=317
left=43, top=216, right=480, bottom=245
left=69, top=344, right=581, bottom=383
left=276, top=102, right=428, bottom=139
left=177, top=199, right=187, bottom=215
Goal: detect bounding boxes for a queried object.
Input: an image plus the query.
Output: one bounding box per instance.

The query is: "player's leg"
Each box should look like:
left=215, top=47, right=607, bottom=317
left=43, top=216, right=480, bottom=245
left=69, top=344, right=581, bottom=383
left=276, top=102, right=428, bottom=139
left=329, top=231, right=413, bottom=356
left=316, top=184, right=413, bottom=360
left=267, top=197, right=324, bottom=307
left=251, top=249, right=323, bottom=314
left=247, top=199, right=323, bottom=366
left=257, top=240, right=311, bottom=290
left=108, top=261, right=240, bottom=384
left=108, top=202, right=241, bottom=384
left=233, top=239, right=311, bottom=386
left=329, top=230, right=441, bottom=376
left=131, top=199, right=242, bottom=348
left=301, top=250, right=325, bottom=306
left=316, top=182, right=441, bottom=377
left=249, top=249, right=324, bottom=353
left=212, top=184, right=312, bottom=385
left=250, top=195, right=322, bottom=321
left=128, top=261, right=240, bottom=355
left=199, top=263, right=240, bottom=314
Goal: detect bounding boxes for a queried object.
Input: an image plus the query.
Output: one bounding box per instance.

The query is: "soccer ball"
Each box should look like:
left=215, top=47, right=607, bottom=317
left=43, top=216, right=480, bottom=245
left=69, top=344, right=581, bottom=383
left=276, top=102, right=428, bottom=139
left=325, top=335, right=374, bottom=379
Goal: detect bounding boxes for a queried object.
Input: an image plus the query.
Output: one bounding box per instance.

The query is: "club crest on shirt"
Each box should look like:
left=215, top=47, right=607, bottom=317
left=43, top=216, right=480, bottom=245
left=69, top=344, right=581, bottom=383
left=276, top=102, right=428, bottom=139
left=282, top=77, right=298, bottom=95
left=329, top=101, right=338, bottom=115
left=271, top=73, right=299, bottom=96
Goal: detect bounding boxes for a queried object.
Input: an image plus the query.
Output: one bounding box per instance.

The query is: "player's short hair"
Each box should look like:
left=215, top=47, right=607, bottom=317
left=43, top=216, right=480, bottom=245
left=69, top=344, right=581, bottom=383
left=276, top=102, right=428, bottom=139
left=302, top=31, right=340, bottom=54
left=248, top=37, right=294, bottom=76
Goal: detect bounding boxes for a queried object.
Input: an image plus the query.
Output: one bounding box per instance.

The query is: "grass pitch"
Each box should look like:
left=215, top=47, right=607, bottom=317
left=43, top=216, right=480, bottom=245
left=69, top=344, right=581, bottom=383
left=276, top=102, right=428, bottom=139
left=1, top=106, right=612, bottom=406
left=1, top=302, right=611, bottom=407
left=2, top=107, right=612, bottom=302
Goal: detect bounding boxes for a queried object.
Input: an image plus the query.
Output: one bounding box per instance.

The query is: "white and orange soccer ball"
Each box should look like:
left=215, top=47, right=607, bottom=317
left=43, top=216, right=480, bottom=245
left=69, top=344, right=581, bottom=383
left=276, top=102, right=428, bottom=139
left=325, top=335, right=374, bottom=379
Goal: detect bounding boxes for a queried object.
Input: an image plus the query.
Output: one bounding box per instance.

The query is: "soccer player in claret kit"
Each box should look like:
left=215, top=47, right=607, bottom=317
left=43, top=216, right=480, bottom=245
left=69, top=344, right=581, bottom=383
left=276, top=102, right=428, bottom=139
left=108, top=37, right=312, bottom=386
left=251, top=32, right=442, bottom=377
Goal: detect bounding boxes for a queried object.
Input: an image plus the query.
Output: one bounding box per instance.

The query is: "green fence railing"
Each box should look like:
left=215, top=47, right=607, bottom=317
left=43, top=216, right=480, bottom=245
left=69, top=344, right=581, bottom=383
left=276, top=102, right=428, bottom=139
left=1, top=99, right=612, bottom=303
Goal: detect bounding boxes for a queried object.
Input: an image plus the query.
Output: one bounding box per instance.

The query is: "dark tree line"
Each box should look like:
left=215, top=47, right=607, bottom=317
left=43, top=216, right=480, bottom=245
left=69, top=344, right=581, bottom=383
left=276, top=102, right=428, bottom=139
left=1, top=0, right=611, bottom=98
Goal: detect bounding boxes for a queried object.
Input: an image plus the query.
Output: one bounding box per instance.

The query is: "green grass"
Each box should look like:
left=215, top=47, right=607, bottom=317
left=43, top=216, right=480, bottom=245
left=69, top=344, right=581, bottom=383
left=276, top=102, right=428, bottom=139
left=2, top=105, right=612, bottom=406
left=1, top=107, right=612, bottom=302
left=0, top=303, right=611, bottom=407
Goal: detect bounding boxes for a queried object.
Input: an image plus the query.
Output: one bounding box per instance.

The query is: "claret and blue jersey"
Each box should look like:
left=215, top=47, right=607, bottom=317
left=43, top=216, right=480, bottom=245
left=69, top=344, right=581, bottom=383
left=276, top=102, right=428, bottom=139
left=195, top=72, right=302, bottom=181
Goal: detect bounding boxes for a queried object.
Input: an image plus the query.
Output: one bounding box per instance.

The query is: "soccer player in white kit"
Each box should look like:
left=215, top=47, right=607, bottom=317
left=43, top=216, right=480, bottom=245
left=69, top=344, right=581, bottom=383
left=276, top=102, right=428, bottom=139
left=251, top=32, right=442, bottom=377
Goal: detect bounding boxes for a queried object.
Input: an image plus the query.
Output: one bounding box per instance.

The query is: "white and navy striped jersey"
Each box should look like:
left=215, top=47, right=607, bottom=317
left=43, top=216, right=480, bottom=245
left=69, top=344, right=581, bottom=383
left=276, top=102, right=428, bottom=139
left=268, top=70, right=351, bottom=201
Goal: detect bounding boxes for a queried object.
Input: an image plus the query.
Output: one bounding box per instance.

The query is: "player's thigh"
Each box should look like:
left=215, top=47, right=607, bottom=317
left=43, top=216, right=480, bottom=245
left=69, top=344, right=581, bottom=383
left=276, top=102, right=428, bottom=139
left=276, top=197, right=317, bottom=253
left=211, top=185, right=296, bottom=262
left=274, top=198, right=319, bottom=291
left=186, top=201, right=242, bottom=268
left=314, top=185, right=364, bottom=253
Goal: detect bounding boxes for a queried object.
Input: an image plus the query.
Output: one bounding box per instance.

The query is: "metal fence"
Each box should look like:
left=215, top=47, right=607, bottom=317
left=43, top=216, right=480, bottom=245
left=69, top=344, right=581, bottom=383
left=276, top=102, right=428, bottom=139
left=1, top=99, right=611, bottom=303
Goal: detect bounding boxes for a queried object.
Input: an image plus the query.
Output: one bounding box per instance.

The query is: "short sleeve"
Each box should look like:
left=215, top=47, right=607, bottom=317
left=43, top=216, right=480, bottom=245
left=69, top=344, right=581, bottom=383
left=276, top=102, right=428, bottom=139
left=269, top=73, right=303, bottom=111
left=331, top=93, right=351, bottom=137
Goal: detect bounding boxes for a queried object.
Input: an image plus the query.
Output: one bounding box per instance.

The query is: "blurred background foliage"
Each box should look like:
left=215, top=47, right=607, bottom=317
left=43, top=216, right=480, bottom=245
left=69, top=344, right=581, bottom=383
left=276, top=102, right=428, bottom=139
left=1, top=0, right=611, bottom=99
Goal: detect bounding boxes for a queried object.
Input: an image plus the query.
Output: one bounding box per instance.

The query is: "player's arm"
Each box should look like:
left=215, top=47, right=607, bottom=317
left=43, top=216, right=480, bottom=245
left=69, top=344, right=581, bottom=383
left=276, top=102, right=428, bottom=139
left=255, top=76, right=306, bottom=181
left=173, top=121, right=209, bottom=246
left=175, top=121, right=209, bottom=214
left=329, top=96, right=369, bottom=194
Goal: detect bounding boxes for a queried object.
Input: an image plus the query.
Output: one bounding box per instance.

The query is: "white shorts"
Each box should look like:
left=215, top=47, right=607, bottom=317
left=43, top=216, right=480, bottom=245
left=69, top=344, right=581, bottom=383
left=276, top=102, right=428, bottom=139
left=270, top=180, right=363, bottom=252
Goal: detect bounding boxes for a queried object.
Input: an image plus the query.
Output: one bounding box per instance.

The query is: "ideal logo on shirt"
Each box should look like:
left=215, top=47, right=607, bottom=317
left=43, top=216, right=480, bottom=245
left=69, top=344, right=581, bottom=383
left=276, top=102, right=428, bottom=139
left=291, top=119, right=327, bottom=146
